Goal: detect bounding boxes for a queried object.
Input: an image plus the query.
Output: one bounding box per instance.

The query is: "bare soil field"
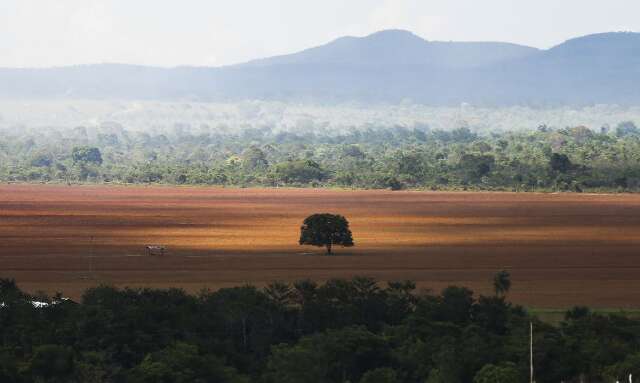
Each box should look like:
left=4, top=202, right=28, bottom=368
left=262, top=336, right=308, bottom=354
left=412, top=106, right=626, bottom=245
left=1, top=184, right=640, bottom=308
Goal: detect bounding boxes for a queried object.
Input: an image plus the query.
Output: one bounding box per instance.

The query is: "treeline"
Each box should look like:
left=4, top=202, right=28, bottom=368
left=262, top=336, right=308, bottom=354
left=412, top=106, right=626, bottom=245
left=2, top=121, right=640, bottom=192
left=1, top=277, right=639, bottom=382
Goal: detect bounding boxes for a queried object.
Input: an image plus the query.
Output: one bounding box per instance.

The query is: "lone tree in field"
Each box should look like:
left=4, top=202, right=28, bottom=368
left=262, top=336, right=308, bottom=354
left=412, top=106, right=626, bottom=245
left=493, top=270, right=511, bottom=297
left=299, top=213, right=354, bottom=255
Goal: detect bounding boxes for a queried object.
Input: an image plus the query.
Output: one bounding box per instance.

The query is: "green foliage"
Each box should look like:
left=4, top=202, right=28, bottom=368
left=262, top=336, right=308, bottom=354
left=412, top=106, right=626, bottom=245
left=564, top=306, right=591, bottom=321
left=29, top=345, right=75, bottom=383
left=71, top=146, right=103, bottom=165
left=384, top=176, right=404, bottom=191
left=493, top=270, right=511, bottom=297
left=0, top=278, right=28, bottom=303
left=615, top=121, right=639, bottom=138
left=128, top=342, right=247, bottom=383
left=242, top=146, right=269, bottom=171
left=473, top=362, right=520, bottom=383
left=0, top=348, right=21, bottom=383
left=359, top=367, right=400, bottom=383
left=425, top=368, right=448, bottom=383
left=1, top=276, right=640, bottom=383
left=30, top=152, right=53, bottom=167
left=458, top=153, right=494, bottom=182
left=549, top=153, right=571, bottom=173
left=299, top=213, right=354, bottom=254
left=265, top=326, right=389, bottom=383
left=2, top=122, right=640, bottom=192
left=272, top=159, right=326, bottom=184
left=342, top=145, right=366, bottom=159
left=265, top=341, right=328, bottom=383
left=602, top=353, right=640, bottom=383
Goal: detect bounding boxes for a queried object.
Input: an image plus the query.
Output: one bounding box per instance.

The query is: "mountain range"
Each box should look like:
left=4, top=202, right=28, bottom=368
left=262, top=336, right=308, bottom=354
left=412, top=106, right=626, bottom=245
left=1, top=30, right=639, bottom=105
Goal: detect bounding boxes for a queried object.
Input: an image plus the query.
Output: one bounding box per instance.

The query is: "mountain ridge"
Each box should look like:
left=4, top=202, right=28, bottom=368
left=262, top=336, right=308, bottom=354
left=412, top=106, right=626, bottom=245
left=0, top=30, right=638, bottom=105
left=240, top=29, right=539, bottom=69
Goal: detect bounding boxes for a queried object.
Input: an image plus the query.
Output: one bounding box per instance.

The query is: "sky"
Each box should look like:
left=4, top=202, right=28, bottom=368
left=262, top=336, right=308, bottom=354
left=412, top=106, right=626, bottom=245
left=1, top=0, right=638, bottom=68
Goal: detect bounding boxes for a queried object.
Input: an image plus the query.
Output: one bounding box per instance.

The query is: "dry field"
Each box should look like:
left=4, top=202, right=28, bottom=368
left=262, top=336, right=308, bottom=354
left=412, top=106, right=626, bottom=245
left=1, top=184, right=640, bottom=308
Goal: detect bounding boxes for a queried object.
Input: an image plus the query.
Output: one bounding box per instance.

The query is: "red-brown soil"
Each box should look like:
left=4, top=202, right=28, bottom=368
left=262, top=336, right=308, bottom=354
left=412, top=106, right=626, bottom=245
left=1, top=184, right=639, bottom=308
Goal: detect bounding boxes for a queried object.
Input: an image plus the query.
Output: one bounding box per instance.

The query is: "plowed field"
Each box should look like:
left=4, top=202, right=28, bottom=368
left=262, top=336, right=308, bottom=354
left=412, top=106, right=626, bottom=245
left=1, top=184, right=639, bottom=308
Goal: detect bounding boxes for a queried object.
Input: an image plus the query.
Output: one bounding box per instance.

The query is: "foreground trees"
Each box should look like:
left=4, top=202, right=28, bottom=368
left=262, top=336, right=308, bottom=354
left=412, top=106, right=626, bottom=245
left=473, top=363, right=519, bottom=383
left=299, top=213, right=354, bottom=254
left=1, top=275, right=640, bottom=382
left=129, top=342, right=247, bottom=383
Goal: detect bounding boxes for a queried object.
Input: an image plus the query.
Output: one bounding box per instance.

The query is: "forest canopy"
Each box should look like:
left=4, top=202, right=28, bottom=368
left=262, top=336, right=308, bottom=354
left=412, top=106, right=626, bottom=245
left=2, top=118, right=640, bottom=192
left=1, top=277, right=639, bottom=383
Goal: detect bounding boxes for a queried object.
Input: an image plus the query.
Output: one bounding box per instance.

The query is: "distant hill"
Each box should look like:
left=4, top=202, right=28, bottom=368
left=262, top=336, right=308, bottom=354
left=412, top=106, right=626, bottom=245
left=241, top=30, right=538, bottom=68
left=1, top=30, right=639, bottom=105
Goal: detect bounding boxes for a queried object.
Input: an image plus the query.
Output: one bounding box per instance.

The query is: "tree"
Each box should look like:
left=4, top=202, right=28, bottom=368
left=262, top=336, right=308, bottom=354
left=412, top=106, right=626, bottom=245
left=242, top=146, right=268, bottom=171
left=29, top=344, right=75, bottom=383
left=360, top=367, right=400, bottom=383
left=299, top=213, right=354, bottom=254
left=458, top=154, right=494, bottom=182
left=0, top=278, right=28, bottom=303
left=564, top=306, right=591, bottom=321
left=383, top=176, right=404, bottom=191
left=265, top=341, right=329, bottom=383
left=493, top=270, right=511, bottom=297
left=0, top=348, right=19, bottom=383
left=272, top=159, right=326, bottom=184
left=264, top=326, right=389, bottom=383
left=30, top=152, right=54, bottom=167
left=342, top=145, right=366, bottom=159
left=615, top=121, right=639, bottom=138
left=71, top=146, right=103, bottom=165
left=439, top=286, right=475, bottom=324
left=474, top=295, right=510, bottom=335
left=128, top=342, right=247, bottom=383
left=602, top=352, right=640, bottom=383
left=393, top=151, right=424, bottom=179
left=451, top=126, right=477, bottom=142
left=473, top=362, right=519, bottom=383
left=549, top=153, right=571, bottom=173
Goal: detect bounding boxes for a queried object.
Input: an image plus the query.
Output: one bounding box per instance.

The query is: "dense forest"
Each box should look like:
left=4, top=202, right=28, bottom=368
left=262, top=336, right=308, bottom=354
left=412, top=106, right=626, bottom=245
left=2, top=120, right=640, bottom=192
left=1, top=276, right=639, bottom=383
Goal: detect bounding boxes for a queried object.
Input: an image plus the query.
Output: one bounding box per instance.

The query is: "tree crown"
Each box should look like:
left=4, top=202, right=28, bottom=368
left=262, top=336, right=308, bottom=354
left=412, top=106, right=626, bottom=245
left=299, top=213, right=354, bottom=253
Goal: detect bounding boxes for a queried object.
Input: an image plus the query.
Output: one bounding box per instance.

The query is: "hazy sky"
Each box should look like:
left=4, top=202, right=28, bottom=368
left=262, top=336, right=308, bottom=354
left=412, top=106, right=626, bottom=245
left=1, top=0, right=638, bottom=68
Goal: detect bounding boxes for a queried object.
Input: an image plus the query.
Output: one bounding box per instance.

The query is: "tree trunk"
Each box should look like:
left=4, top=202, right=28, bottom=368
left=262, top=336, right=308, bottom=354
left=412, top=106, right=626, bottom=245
left=326, top=242, right=332, bottom=255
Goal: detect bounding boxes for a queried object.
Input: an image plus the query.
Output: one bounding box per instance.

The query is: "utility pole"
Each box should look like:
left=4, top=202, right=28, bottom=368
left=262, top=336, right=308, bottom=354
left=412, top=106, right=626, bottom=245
left=530, top=321, right=534, bottom=383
